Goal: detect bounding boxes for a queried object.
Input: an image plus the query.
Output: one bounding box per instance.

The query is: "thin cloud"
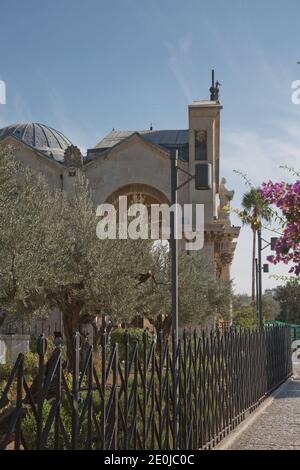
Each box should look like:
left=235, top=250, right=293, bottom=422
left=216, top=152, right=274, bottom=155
left=0, top=86, right=32, bottom=130
left=223, top=126, right=300, bottom=184
left=221, top=122, right=299, bottom=294
left=38, top=71, right=101, bottom=154
left=164, top=36, right=193, bottom=102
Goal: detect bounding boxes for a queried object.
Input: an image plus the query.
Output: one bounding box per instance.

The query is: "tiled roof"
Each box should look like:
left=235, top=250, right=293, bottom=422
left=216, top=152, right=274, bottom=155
left=91, top=129, right=189, bottom=161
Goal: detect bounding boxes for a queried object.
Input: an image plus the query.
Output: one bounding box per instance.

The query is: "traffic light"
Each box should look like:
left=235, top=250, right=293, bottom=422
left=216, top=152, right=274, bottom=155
left=195, top=162, right=212, bottom=190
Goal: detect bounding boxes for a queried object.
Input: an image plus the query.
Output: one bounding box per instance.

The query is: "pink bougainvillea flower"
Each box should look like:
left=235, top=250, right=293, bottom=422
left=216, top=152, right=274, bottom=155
left=260, top=179, right=300, bottom=275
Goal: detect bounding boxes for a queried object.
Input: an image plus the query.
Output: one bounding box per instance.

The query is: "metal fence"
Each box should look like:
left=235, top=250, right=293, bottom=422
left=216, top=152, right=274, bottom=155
left=0, top=326, right=292, bottom=450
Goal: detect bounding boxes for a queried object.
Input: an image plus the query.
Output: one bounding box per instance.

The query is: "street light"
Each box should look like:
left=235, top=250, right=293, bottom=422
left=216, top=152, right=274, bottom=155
left=170, top=150, right=211, bottom=448
left=257, top=231, right=278, bottom=328
left=170, top=152, right=212, bottom=345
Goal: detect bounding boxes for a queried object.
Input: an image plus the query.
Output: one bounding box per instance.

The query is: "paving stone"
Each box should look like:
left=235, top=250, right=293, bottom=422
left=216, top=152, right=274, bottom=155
left=227, top=380, right=300, bottom=450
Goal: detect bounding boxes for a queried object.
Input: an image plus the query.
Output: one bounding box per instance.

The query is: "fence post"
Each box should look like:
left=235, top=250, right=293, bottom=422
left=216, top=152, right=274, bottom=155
left=113, top=342, right=118, bottom=450
left=172, top=329, right=180, bottom=449
left=142, top=330, right=147, bottom=449
left=86, top=346, right=93, bottom=450
left=54, top=347, right=62, bottom=449
left=157, top=330, right=163, bottom=449
left=123, top=330, right=129, bottom=450
left=101, top=329, right=107, bottom=450
left=14, top=355, right=24, bottom=450
left=36, top=334, right=47, bottom=450
left=71, top=332, right=81, bottom=450
left=150, top=332, right=156, bottom=449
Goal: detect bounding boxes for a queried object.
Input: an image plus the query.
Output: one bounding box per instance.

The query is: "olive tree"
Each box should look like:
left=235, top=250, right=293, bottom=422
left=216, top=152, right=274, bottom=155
left=0, top=147, right=154, bottom=362
left=0, top=147, right=232, bottom=363
left=136, top=245, right=232, bottom=335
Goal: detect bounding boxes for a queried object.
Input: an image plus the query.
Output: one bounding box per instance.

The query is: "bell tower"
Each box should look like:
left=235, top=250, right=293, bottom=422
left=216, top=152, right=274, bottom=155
left=188, top=71, right=222, bottom=226
left=188, top=72, right=240, bottom=279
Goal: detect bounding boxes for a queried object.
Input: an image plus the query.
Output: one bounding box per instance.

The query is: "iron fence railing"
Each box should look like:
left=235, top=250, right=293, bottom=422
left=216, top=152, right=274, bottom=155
left=0, top=326, right=292, bottom=450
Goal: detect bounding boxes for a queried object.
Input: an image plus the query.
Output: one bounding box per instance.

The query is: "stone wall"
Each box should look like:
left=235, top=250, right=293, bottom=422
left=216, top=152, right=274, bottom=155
left=0, top=334, right=30, bottom=363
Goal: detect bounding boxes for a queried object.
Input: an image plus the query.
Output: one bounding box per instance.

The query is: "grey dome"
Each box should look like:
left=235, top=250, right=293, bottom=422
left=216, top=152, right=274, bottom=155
left=0, top=122, right=73, bottom=162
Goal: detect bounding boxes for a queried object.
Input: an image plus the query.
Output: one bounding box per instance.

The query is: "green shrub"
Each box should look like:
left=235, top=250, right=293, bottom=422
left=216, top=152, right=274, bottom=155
left=23, top=351, right=39, bottom=376
left=22, top=398, right=91, bottom=449
left=0, top=362, right=13, bottom=381
left=45, top=336, right=56, bottom=359
left=0, top=351, right=40, bottom=382
left=0, top=380, right=7, bottom=394
left=22, top=401, right=65, bottom=449
left=30, top=335, right=56, bottom=359
left=29, top=335, right=38, bottom=353
left=110, top=328, right=153, bottom=362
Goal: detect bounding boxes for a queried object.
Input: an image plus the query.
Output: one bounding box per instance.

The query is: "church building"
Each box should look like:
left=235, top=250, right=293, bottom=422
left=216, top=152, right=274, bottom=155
left=0, top=80, right=240, bottom=287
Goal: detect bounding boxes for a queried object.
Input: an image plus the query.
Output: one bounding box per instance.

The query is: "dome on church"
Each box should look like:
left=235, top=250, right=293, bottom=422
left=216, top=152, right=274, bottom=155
left=0, top=122, right=73, bottom=162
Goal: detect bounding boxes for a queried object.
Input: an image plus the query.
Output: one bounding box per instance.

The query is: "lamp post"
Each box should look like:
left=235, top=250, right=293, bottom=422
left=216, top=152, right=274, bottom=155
left=255, top=258, right=259, bottom=313
left=256, top=232, right=278, bottom=328
left=170, top=151, right=179, bottom=346
left=257, top=229, right=263, bottom=328
left=170, top=152, right=212, bottom=344
left=170, top=150, right=211, bottom=449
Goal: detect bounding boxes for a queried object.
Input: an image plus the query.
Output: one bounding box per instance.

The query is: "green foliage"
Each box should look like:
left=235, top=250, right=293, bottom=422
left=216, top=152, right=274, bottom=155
left=29, top=336, right=38, bottom=353
left=22, top=404, right=46, bottom=449
left=178, top=251, right=232, bottom=325
left=139, top=248, right=233, bottom=331
left=232, top=294, right=258, bottom=328
left=233, top=305, right=258, bottom=328
left=274, top=280, right=300, bottom=324
left=232, top=292, right=280, bottom=327
left=22, top=400, right=71, bottom=449
left=110, top=328, right=153, bottom=361
left=235, top=186, right=272, bottom=301
left=0, top=147, right=233, bottom=360
left=0, top=148, right=160, bottom=355
left=0, top=361, right=13, bottom=380
left=240, top=187, right=272, bottom=230
left=0, top=352, right=39, bottom=381
left=23, top=351, right=39, bottom=376
left=22, top=396, right=96, bottom=449
left=262, top=294, right=280, bottom=321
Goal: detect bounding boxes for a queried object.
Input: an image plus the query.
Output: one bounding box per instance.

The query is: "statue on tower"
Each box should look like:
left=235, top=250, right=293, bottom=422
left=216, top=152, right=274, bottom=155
left=210, top=69, right=221, bottom=102
left=218, top=177, right=234, bottom=222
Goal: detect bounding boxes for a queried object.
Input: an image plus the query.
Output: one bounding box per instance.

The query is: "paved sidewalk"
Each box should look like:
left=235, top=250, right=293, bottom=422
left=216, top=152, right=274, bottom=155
left=223, top=379, right=300, bottom=450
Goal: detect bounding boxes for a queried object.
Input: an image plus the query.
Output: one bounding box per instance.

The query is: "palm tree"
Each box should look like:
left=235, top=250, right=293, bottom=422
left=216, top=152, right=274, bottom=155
left=240, top=188, right=271, bottom=303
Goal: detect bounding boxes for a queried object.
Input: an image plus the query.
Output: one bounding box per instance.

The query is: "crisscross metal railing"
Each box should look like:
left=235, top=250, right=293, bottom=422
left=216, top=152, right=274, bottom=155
left=0, top=325, right=292, bottom=450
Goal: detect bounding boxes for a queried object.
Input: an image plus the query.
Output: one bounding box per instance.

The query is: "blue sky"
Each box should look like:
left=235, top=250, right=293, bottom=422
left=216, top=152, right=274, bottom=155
left=1, top=0, right=300, bottom=293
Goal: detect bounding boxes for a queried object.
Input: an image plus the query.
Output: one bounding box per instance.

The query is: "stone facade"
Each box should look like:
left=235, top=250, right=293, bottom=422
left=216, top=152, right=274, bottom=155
left=0, top=98, right=240, bottom=285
